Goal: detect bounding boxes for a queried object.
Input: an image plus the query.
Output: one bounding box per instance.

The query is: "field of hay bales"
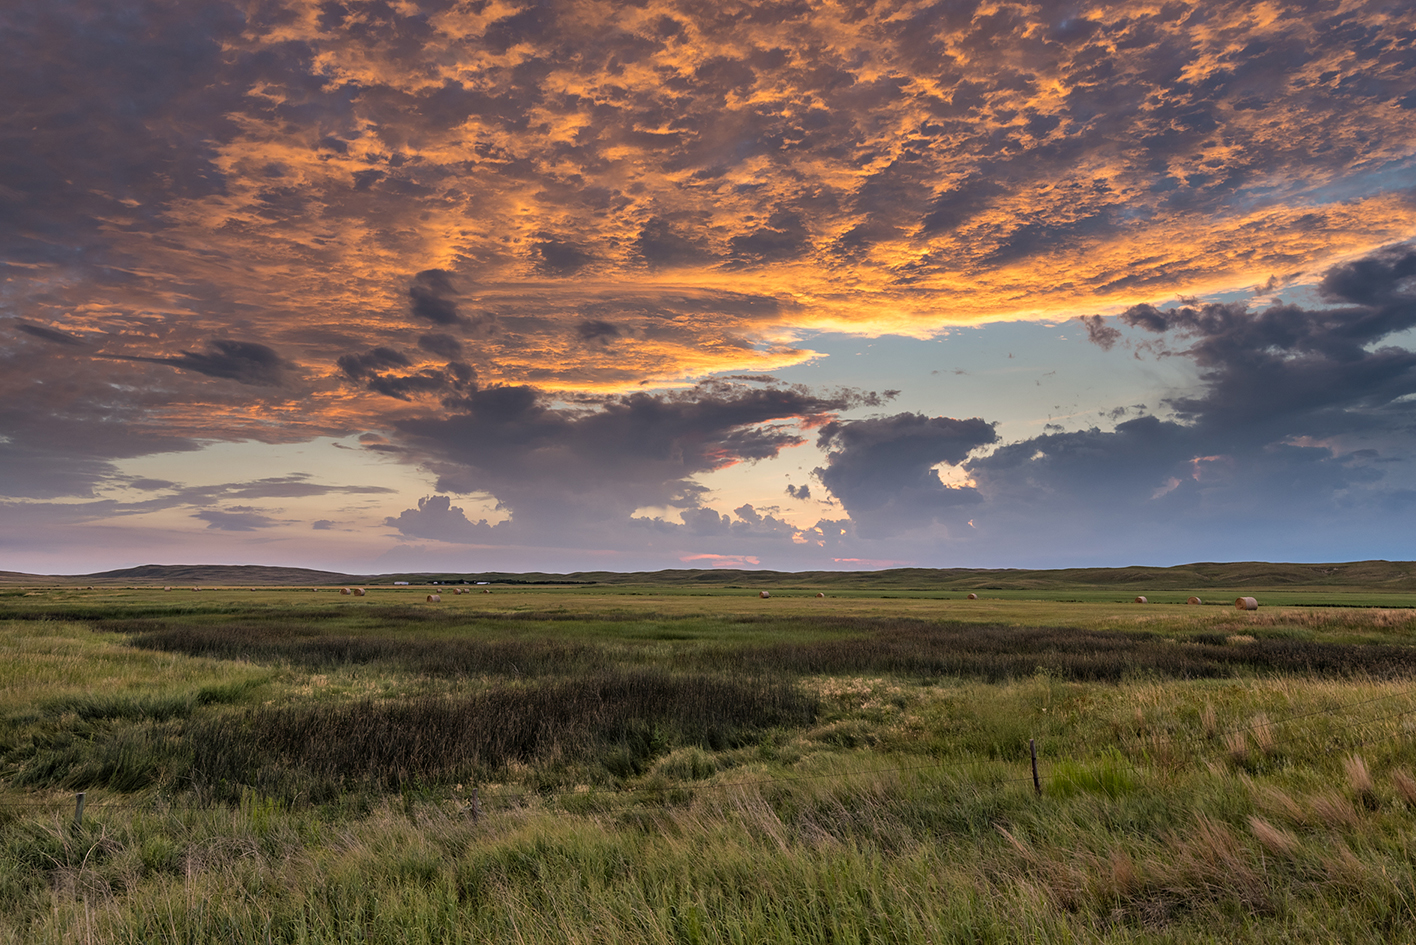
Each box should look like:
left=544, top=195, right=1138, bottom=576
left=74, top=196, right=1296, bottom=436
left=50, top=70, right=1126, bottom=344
left=2, top=581, right=1415, bottom=943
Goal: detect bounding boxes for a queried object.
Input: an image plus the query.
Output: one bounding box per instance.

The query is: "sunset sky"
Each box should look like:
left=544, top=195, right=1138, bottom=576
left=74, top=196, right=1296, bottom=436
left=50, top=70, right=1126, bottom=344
left=4, top=0, right=1416, bottom=575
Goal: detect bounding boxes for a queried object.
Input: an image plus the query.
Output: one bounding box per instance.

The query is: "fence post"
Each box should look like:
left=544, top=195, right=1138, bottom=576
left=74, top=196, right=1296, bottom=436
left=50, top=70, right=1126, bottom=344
left=1030, top=739, right=1041, bottom=797
left=73, top=792, right=86, bottom=828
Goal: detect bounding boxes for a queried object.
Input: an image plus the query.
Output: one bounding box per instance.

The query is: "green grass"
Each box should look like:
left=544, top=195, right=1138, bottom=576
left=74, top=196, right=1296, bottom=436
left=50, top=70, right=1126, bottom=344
left=1, top=588, right=1415, bottom=942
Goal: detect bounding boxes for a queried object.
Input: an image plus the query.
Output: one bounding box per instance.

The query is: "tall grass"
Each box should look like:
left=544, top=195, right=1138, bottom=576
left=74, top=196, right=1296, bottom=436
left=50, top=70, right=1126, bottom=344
left=5, top=602, right=1416, bottom=943
left=184, top=669, right=816, bottom=801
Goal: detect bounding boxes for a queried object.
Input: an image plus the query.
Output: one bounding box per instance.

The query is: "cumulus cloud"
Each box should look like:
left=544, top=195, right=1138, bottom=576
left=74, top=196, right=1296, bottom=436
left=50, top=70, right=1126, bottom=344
left=965, top=243, right=1416, bottom=553
left=192, top=508, right=282, bottom=531
left=813, top=413, right=999, bottom=537
left=384, top=495, right=502, bottom=543
left=382, top=381, right=881, bottom=543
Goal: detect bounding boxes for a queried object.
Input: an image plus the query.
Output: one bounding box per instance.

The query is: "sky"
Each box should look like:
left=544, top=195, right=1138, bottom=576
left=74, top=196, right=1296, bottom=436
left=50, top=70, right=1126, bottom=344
left=3, top=0, right=1416, bottom=575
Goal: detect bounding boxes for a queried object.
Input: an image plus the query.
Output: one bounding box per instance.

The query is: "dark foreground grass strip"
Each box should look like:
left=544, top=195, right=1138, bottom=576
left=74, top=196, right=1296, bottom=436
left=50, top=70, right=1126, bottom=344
left=126, top=624, right=612, bottom=677
left=696, top=619, right=1416, bottom=682
left=123, top=616, right=1416, bottom=682
left=184, top=669, right=815, bottom=801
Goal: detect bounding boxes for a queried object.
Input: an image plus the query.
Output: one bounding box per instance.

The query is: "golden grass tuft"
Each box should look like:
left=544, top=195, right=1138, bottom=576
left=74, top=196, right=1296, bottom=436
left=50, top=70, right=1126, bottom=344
left=1248, top=816, right=1300, bottom=858
left=1343, top=754, right=1377, bottom=810
left=1252, top=782, right=1307, bottom=826
left=1309, top=790, right=1361, bottom=830
left=1393, top=768, right=1416, bottom=806
left=1224, top=730, right=1249, bottom=766
left=1251, top=712, right=1276, bottom=756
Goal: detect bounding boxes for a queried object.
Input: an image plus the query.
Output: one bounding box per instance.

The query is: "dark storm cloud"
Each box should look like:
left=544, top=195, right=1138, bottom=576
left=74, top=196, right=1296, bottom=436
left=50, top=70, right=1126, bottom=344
left=920, top=176, right=1005, bottom=235
left=409, top=270, right=461, bottom=325
left=576, top=319, right=621, bottom=342
left=383, top=494, right=503, bottom=543
left=16, top=324, right=84, bottom=346
left=118, top=340, right=291, bottom=387
left=963, top=243, right=1416, bottom=546
left=813, top=413, right=999, bottom=536
left=337, top=346, right=411, bottom=380
left=532, top=239, right=596, bottom=275
left=632, top=217, right=717, bottom=268
left=417, top=333, right=463, bottom=358
left=728, top=209, right=811, bottom=264
left=390, top=381, right=872, bottom=537
left=1112, top=242, right=1416, bottom=439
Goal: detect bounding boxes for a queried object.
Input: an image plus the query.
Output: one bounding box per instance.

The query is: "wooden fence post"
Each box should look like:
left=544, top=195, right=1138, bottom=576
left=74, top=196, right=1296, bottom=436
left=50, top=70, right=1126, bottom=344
left=73, top=792, right=86, bottom=828
left=1030, top=739, right=1041, bottom=797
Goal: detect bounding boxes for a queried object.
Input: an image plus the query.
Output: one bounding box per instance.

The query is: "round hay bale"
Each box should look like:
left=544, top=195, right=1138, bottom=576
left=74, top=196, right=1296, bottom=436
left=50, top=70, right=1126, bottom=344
left=482, top=589, right=492, bottom=594
left=966, top=593, right=978, bottom=600
left=340, top=587, right=352, bottom=596
left=816, top=592, right=825, bottom=598
left=1187, top=596, right=1202, bottom=605
left=427, top=594, right=441, bottom=603
left=759, top=590, right=771, bottom=599
left=353, top=587, right=366, bottom=597
left=1134, top=596, right=1148, bottom=604
left=453, top=587, right=463, bottom=595
left=163, top=586, right=172, bottom=591
left=1235, top=596, right=1259, bottom=611
left=192, top=587, right=200, bottom=592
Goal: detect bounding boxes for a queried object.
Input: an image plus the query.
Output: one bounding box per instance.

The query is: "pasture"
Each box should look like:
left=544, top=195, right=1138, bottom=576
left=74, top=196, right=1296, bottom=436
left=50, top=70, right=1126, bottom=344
left=2, top=581, right=1415, bottom=943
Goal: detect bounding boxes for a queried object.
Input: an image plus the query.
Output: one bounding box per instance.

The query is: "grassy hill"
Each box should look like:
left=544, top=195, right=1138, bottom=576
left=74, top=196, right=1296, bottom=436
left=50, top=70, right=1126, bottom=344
left=2, top=559, right=1413, bottom=590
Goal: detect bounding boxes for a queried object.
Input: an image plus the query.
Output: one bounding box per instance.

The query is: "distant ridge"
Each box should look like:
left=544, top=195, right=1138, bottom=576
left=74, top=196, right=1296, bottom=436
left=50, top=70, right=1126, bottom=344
left=1, top=560, right=1413, bottom=590
left=0, top=564, right=352, bottom=586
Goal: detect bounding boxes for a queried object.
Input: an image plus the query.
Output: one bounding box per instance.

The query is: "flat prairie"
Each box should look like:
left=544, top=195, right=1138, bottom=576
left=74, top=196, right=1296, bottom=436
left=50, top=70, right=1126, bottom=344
left=2, top=581, right=1415, bottom=943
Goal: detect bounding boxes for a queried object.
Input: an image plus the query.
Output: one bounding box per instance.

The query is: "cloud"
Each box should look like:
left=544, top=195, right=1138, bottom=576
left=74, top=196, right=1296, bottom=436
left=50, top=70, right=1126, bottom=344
left=813, top=413, right=999, bottom=537
left=533, top=239, right=595, bottom=275
left=964, top=243, right=1416, bottom=550
left=384, top=494, right=500, bottom=543
left=4, top=0, right=1416, bottom=569
left=337, top=346, right=412, bottom=380
left=388, top=380, right=877, bottom=539
left=16, top=324, right=85, bottom=346
left=1077, top=314, right=1121, bottom=351
left=123, top=340, right=291, bottom=387
left=192, top=508, right=282, bottom=531
left=409, top=270, right=461, bottom=325
left=1113, top=242, right=1416, bottom=441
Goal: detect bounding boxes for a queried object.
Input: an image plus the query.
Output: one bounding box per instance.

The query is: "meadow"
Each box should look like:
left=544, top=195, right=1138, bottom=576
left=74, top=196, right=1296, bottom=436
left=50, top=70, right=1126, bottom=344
left=2, top=580, right=1415, bottom=943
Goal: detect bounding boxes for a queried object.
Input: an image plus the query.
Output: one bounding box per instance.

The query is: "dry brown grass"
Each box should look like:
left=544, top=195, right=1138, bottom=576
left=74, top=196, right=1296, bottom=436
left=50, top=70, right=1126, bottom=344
left=1309, top=790, right=1362, bottom=831
left=1251, top=712, right=1276, bottom=756
left=1224, top=730, right=1249, bottom=766
left=1248, top=816, right=1301, bottom=858
left=1393, top=768, right=1416, bottom=806
left=1343, top=754, right=1377, bottom=809
left=1251, top=782, right=1307, bottom=826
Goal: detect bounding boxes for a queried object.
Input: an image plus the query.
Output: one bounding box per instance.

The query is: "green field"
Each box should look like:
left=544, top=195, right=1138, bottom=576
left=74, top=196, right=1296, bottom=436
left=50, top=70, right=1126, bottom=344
left=2, top=580, right=1415, bottom=943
